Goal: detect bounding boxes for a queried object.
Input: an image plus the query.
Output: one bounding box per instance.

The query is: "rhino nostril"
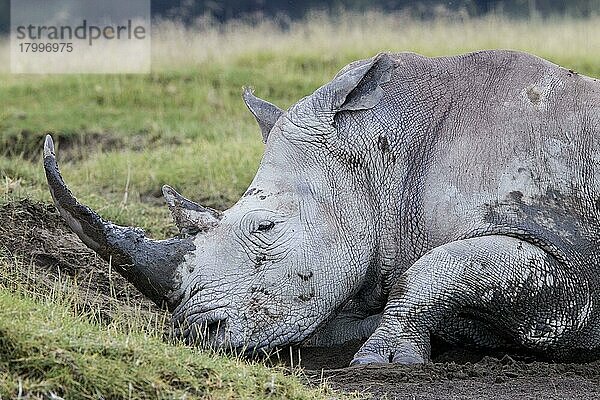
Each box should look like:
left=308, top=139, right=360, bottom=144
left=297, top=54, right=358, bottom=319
left=180, top=311, right=230, bottom=347
left=203, top=318, right=228, bottom=344
left=207, top=319, right=226, bottom=334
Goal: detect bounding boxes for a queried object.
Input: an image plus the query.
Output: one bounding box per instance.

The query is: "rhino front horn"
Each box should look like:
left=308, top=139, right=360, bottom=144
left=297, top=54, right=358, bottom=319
left=43, top=135, right=195, bottom=309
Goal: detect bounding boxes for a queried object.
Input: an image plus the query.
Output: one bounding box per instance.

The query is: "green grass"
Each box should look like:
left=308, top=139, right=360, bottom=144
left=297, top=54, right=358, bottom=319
left=0, top=252, right=340, bottom=399
left=0, top=286, right=333, bottom=399
left=0, top=12, right=599, bottom=399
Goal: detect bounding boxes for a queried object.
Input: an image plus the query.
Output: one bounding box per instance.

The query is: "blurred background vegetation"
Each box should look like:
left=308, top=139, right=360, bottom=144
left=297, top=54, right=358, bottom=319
left=0, top=0, right=599, bottom=33
left=149, top=0, right=600, bottom=21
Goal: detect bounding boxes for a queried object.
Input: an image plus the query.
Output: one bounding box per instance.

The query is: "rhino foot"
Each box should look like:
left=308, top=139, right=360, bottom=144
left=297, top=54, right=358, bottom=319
left=350, top=351, right=388, bottom=365
left=390, top=342, right=425, bottom=364
left=351, top=339, right=426, bottom=366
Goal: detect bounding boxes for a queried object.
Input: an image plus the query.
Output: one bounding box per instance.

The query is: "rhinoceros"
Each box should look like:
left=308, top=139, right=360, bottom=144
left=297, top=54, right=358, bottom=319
left=44, top=49, right=600, bottom=364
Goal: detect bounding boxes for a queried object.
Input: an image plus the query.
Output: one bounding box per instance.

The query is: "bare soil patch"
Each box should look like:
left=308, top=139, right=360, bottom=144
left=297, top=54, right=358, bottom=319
left=2, top=200, right=600, bottom=399
left=0, top=199, right=162, bottom=325
left=1, top=131, right=183, bottom=161
left=2, top=131, right=124, bottom=161
left=288, top=344, right=600, bottom=399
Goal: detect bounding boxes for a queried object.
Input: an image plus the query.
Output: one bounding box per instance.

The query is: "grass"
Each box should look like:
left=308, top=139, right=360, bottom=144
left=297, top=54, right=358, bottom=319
left=0, top=264, right=334, bottom=399
left=0, top=11, right=599, bottom=399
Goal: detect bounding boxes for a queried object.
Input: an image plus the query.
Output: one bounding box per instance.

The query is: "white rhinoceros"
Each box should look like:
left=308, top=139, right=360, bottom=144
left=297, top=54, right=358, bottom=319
left=44, top=50, right=600, bottom=364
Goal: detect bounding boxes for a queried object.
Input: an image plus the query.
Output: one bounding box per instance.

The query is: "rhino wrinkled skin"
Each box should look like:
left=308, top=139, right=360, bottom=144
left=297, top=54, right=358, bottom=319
left=44, top=50, right=600, bottom=364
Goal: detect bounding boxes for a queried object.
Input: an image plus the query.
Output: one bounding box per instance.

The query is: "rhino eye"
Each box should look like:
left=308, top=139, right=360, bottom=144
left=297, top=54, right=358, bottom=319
left=256, top=220, right=275, bottom=232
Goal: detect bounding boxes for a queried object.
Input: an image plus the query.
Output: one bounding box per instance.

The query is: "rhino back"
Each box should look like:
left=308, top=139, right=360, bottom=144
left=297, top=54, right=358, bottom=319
left=326, top=50, right=600, bottom=274
left=409, top=50, right=600, bottom=264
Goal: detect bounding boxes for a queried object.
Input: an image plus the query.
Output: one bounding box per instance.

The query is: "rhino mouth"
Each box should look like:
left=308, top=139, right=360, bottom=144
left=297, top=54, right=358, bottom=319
left=172, top=306, right=301, bottom=353
left=172, top=307, right=234, bottom=348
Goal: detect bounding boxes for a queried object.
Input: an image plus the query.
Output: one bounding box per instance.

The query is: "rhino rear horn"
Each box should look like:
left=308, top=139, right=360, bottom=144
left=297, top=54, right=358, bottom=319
left=162, top=185, right=222, bottom=235
left=242, top=87, right=283, bottom=143
left=43, top=135, right=195, bottom=309
left=329, top=52, right=395, bottom=112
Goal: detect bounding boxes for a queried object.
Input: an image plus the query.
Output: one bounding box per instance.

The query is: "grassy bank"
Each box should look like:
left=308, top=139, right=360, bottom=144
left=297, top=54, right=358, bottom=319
left=0, top=12, right=599, bottom=399
left=0, top=286, right=331, bottom=399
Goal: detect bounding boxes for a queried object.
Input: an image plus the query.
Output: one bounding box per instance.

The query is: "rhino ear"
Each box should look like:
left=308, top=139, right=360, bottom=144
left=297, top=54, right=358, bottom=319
left=242, top=87, right=284, bottom=143
left=329, top=53, right=395, bottom=112
left=162, top=185, right=222, bottom=235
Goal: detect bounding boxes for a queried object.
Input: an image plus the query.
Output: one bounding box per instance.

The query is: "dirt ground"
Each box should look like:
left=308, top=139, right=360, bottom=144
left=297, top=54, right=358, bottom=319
left=2, top=200, right=600, bottom=399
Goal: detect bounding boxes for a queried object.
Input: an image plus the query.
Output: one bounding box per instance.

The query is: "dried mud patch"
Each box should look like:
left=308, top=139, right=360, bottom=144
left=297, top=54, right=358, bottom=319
left=2, top=200, right=600, bottom=399
left=0, top=199, right=163, bottom=327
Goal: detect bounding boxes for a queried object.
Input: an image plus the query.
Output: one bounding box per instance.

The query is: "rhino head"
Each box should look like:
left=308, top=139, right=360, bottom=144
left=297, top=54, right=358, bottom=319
left=44, top=53, right=395, bottom=352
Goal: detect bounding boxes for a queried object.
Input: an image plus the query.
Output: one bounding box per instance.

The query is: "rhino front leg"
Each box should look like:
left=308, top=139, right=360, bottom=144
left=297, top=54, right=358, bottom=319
left=352, top=235, right=585, bottom=365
